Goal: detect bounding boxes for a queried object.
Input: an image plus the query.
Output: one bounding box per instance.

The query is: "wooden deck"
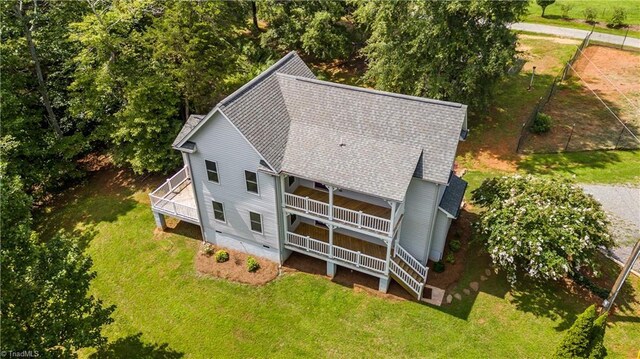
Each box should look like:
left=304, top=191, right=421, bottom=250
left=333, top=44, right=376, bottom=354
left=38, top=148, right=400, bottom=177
left=293, top=186, right=391, bottom=219
left=293, top=222, right=387, bottom=259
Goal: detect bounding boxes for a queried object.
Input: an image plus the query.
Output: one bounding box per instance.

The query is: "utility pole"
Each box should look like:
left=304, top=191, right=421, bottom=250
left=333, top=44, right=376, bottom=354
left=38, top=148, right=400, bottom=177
left=602, top=241, right=640, bottom=312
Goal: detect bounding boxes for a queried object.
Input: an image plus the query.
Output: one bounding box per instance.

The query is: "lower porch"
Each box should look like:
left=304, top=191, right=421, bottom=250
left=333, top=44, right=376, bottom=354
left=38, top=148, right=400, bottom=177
left=285, top=222, right=389, bottom=276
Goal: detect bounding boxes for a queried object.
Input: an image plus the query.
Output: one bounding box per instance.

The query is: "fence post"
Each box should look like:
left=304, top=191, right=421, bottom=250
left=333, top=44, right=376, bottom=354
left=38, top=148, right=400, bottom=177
left=621, top=28, right=629, bottom=50
left=565, top=123, right=576, bottom=151
left=615, top=126, right=627, bottom=149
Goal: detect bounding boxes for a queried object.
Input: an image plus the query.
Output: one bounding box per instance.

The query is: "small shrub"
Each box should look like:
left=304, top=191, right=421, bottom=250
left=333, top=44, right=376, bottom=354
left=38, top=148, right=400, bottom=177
left=531, top=112, right=552, bottom=134
left=608, top=7, right=627, bottom=28
left=247, top=256, right=260, bottom=272
left=560, top=4, right=573, bottom=19
left=202, top=243, right=215, bottom=256
left=214, top=250, right=229, bottom=263
left=583, top=7, right=597, bottom=24
left=449, top=239, right=462, bottom=253
left=433, top=261, right=445, bottom=273
left=445, top=252, right=455, bottom=264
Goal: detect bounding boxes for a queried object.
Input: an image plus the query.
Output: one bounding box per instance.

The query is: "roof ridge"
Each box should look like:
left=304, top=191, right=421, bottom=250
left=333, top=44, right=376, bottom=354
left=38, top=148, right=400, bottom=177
left=219, top=51, right=299, bottom=107
left=277, top=73, right=465, bottom=109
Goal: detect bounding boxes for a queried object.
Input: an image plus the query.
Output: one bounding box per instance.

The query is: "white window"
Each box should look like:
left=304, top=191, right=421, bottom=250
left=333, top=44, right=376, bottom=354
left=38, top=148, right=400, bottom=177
left=205, top=160, right=219, bottom=183
left=249, top=211, right=263, bottom=234
left=212, top=201, right=225, bottom=222
left=245, top=170, right=259, bottom=194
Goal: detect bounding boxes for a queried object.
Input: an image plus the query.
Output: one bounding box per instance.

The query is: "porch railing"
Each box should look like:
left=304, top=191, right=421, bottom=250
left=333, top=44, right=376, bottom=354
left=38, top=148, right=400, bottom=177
left=149, top=166, right=198, bottom=222
left=389, top=260, right=425, bottom=300
left=394, top=242, right=428, bottom=281
left=285, top=232, right=386, bottom=274
left=284, top=193, right=391, bottom=234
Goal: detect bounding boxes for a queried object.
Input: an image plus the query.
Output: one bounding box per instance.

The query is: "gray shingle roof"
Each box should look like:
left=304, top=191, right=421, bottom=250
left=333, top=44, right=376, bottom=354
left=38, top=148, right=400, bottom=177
left=439, top=173, right=468, bottom=218
left=172, top=51, right=315, bottom=168
left=173, top=52, right=467, bottom=201
left=173, top=115, right=205, bottom=147
left=277, top=74, right=467, bottom=186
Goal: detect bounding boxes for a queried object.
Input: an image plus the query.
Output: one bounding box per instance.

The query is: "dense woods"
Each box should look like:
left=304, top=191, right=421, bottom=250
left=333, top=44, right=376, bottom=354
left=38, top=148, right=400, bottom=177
left=1, top=1, right=527, bottom=353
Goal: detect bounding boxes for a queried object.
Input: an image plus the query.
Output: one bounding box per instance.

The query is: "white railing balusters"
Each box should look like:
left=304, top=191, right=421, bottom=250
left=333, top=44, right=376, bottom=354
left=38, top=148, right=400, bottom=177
left=389, top=260, right=423, bottom=299
left=284, top=192, right=391, bottom=234
left=149, top=167, right=198, bottom=223
left=285, top=231, right=386, bottom=274
left=394, top=244, right=428, bottom=281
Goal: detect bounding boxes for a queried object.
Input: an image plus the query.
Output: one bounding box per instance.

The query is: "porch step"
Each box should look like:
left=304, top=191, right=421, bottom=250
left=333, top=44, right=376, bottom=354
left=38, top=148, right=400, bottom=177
left=392, top=256, right=423, bottom=283
left=389, top=271, right=420, bottom=300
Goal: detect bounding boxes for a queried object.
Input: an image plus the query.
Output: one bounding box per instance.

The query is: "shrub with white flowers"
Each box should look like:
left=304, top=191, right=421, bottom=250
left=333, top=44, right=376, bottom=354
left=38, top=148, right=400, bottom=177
left=471, top=175, right=613, bottom=284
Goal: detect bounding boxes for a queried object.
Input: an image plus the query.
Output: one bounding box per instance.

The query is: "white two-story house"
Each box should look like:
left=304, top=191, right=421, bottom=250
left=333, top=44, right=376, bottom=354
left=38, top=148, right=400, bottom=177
left=149, top=52, right=468, bottom=300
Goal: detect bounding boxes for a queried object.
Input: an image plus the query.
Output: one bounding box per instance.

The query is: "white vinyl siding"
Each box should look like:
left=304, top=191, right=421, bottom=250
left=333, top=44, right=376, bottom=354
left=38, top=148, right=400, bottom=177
left=205, top=160, right=219, bottom=183
left=245, top=170, right=259, bottom=194
left=398, top=178, right=439, bottom=264
left=187, top=110, right=280, bottom=251
left=212, top=201, right=225, bottom=222
left=430, top=210, right=452, bottom=261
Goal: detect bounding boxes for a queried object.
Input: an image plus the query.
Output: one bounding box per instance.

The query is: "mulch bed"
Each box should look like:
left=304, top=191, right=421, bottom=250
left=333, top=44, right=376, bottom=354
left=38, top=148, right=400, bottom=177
left=427, top=209, right=476, bottom=292
left=195, top=243, right=279, bottom=286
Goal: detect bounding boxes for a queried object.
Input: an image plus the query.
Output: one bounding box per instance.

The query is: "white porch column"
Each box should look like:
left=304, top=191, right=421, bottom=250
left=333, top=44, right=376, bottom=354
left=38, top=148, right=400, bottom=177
left=379, top=277, right=390, bottom=293
left=153, top=211, right=167, bottom=230
left=389, top=201, right=397, bottom=237
left=328, top=186, right=334, bottom=220
left=327, top=261, right=336, bottom=277
left=279, top=175, right=287, bottom=208
left=328, top=224, right=334, bottom=258
left=385, top=237, right=393, bottom=275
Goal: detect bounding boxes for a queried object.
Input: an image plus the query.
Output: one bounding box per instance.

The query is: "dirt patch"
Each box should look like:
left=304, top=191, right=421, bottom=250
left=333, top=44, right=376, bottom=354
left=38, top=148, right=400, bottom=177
left=522, top=45, right=640, bottom=153
left=282, top=253, right=415, bottom=302
left=519, top=34, right=582, bottom=45
left=195, top=243, right=279, bottom=286
left=426, top=210, right=475, bottom=291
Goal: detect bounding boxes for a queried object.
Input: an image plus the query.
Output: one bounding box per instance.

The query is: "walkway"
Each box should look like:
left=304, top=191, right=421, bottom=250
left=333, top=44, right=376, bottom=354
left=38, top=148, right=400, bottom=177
left=581, top=184, right=640, bottom=272
left=510, top=22, right=640, bottom=49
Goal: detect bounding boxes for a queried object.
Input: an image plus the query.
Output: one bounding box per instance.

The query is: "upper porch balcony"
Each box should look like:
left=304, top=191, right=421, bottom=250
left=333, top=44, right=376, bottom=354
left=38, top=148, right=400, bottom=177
left=283, top=180, right=403, bottom=236
left=149, top=166, right=200, bottom=225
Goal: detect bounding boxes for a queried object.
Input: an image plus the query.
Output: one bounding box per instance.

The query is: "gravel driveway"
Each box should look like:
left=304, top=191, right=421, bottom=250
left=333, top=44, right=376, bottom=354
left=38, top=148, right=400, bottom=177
left=510, top=23, right=640, bottom=49
left=581, top=184, right=640, bottom=272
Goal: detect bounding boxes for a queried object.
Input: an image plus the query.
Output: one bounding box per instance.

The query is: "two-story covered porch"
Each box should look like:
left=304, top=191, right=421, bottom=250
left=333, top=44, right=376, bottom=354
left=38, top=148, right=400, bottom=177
left=281, top=175, right=430, bottom=299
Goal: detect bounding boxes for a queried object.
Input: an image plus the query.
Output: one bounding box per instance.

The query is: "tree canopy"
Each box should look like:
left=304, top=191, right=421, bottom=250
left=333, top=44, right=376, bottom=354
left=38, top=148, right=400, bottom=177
left=0, top=168, right=115, bottom=357
left=472, top=175, right=613, bottom=284
left=354, top=0, right=527, bottom=110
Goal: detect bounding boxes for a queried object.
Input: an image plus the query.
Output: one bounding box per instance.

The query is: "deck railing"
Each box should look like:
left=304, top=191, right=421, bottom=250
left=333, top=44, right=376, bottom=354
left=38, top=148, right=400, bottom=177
left=284, top=193, right=391, bottom=234
left=285, top=232, right=386, bottom=274
left=394, top=242, right=428, bottom=281
left=389, top=260, right=425, bottom=300
left=149, top=166, right=198, bottom=222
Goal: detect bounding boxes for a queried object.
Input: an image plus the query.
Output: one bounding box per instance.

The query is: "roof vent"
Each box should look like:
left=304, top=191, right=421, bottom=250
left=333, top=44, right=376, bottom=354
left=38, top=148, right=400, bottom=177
left=339, top=143, right=346, bottom=148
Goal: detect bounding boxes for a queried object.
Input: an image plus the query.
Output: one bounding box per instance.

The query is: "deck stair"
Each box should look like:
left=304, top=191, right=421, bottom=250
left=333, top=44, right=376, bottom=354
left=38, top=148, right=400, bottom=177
left=389, top=243, right=428, bottom=300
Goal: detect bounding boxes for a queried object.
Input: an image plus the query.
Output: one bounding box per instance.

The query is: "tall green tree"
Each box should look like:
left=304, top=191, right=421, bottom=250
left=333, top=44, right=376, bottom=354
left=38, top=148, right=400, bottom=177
left=260, top=0, right=352, bottom=60
left=554, top=305, right=608, bottom=359
left=355, top=0, right=528, bottom=110
left=1, top=0, right=89, bottom=200
left=0, top=167, right=115, bottom=357
left=70, top=0, right=248, bottom=173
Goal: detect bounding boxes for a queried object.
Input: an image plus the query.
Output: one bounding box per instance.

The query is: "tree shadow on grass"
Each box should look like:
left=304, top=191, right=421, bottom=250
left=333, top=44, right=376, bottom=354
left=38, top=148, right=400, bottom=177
left=91, top=333, right=183, bottom=359
left=517, top=150, right=623, bottom=177
left=510, top=279, right=580, bottom=331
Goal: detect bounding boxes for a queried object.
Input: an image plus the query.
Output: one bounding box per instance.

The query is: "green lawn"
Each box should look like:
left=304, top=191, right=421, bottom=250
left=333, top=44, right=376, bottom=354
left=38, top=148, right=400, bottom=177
left=524, top=0, right=640, bottom=37
left=40, top=169, right=640, bottom=359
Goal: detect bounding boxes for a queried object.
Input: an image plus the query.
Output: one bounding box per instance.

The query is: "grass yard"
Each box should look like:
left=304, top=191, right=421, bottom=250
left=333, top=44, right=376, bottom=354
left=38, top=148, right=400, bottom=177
left=40, top=168, right=639, bottom=359
left=524, top=0, right=640, bottom=37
